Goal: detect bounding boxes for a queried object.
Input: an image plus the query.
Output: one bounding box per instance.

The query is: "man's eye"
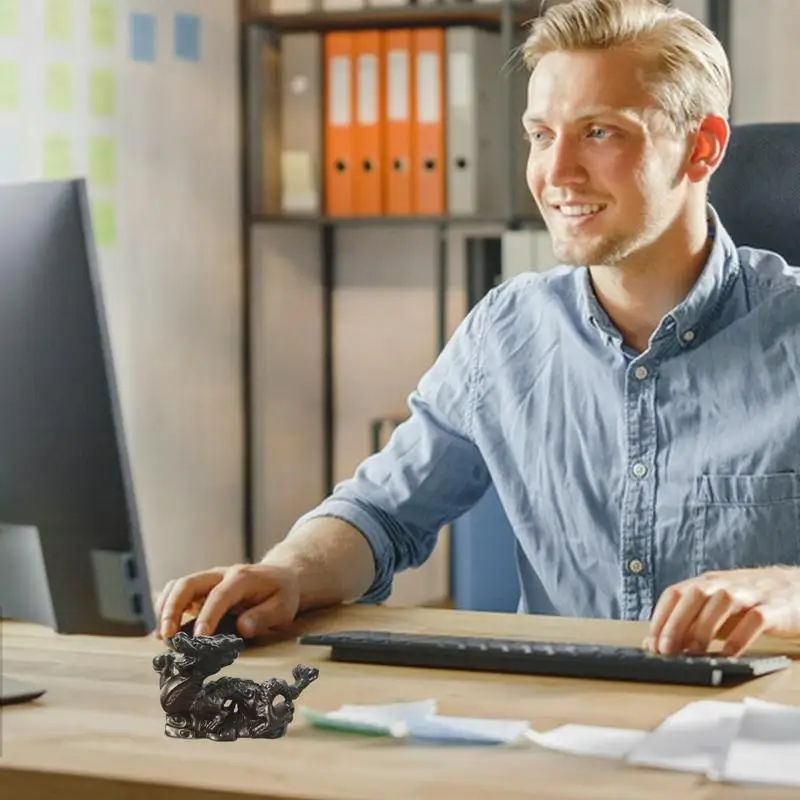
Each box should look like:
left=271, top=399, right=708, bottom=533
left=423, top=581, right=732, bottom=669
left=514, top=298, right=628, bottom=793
left=588, top=127, right=609, bottom=139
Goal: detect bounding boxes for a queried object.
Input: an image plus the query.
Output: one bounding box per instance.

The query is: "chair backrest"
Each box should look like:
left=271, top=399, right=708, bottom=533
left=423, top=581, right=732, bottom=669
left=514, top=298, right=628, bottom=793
left=708, top=122, right=800, bottom=265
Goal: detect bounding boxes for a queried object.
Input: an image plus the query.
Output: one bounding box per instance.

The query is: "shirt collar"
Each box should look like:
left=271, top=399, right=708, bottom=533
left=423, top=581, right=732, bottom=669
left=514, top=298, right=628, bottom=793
left=578, top=204, right=740, bottom=351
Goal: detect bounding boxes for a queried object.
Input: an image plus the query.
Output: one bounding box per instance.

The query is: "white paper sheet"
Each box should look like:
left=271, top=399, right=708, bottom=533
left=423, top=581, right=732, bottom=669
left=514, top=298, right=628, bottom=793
left=404, top=715, right=531, bottom=744
left=625, top=700, right=745, bottom=774
left=716, top=698, right=800, bottom=787
left=531, top=724, right=647, bottom=759
left=302, top=699, right=437, bottom=735
left=302, top=699, right=530, bottom=744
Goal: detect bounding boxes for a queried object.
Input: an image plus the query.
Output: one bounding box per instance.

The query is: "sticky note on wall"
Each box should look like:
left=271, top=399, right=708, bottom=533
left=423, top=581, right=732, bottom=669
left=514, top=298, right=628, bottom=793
left=45, top=63, right=74, bottom=112
left=130, top=12, right=156, bottom=62
left=89, top=68, right=115, bottom=116
left=42, top=134, right=73, bottom=179
left=45, top=0, right=71, bottom=42
left=88, top=136, right=116, bottom=186
left=90, top=0, right=115, bottom=48
left=0, top=0, right=19, bottom=38
left=0, top=60, right=18, bottom=109
left=91, top=200, right=116, bottom=247
left=174, top=13, right=201, bottom=62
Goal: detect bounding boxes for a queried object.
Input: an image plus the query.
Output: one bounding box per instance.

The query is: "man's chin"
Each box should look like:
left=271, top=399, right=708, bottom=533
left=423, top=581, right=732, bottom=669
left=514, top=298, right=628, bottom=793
left=552, top=239, right=626, bottom=268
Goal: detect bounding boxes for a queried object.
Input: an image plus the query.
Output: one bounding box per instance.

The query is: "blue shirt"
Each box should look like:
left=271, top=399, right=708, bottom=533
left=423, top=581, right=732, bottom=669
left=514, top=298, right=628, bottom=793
left=293, top=208, right=800, bottom=621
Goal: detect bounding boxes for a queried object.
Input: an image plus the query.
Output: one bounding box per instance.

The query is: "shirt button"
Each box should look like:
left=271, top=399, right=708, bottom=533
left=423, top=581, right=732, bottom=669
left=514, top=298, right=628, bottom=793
left=628, top=558, right=645, bottom=574
left=634, top=366, right=649, bottom=380
left=682, top=330, right=695, bottom=343
left=632, top=462, right=648, bottom=478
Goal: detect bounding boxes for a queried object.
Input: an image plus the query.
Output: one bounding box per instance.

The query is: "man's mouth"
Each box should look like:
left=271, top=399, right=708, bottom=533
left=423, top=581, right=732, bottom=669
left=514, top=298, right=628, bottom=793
left=553, top=203, right=606, bottom=218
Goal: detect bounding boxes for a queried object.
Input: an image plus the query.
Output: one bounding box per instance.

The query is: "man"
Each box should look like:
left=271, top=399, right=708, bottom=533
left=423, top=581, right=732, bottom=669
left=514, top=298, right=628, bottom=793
left=157, top=0, right=800, bottom=657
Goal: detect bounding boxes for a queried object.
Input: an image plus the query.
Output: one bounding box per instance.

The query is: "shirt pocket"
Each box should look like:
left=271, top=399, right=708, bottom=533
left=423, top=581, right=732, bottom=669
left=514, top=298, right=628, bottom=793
left=694, top=473, right=800, bottom=573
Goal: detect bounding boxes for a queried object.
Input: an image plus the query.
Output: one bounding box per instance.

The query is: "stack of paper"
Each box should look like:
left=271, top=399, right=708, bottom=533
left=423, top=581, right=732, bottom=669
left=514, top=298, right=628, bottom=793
left=713, top=698, right=800, bottom=788
left=302, top=695, right=800, bottom=789
left=625, top=697, right=800, bottom=788
left=626, top=700, right=745, bottom=775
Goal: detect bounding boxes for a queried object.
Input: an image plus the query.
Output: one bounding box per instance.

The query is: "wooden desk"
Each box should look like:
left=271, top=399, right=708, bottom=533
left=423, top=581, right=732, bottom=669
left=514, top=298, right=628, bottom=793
left=2, top=605, right=800, bottom=799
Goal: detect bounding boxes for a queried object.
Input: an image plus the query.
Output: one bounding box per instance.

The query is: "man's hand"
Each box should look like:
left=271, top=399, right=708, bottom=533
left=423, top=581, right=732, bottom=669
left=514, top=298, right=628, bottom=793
left=643, top=567, right=800, bottom=657
left=154, top=563, right=301, bottom=640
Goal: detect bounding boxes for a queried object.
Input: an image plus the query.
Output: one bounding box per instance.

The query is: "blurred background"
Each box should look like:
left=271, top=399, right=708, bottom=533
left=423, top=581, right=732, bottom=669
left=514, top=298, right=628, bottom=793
left=1, top=0, right=794, bottom=612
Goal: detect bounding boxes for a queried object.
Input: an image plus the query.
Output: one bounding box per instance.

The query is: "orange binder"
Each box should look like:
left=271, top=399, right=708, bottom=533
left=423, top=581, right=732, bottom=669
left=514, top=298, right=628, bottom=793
left=324, top=32, right=355, bottom=216
left=382, top=29, right=414, bottom=216
left=411, top=28, right=446, bottom=216
left=352, top=30, right=384, bottom=216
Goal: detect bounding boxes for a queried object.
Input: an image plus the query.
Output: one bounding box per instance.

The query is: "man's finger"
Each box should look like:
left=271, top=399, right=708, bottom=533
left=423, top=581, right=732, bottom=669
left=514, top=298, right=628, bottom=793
left=192, top=570, right=273, bottom=637
left=237, top=592, right=296, bottom=637
left=721, top=606, right=771, bottom=656
left=685, top=589, right=737, bottom=653
left=159, top=572, right=224, bottom=639
left=652, top=587, right=709, bottom=654
left=153, top=579, right=175, bottom=636
left=646, top=587, right=683, bottom=650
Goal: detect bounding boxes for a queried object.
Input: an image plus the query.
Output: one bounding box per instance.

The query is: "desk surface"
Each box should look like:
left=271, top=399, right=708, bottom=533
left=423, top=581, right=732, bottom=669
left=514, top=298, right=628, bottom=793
left=3, top=605, right=800, bottom=800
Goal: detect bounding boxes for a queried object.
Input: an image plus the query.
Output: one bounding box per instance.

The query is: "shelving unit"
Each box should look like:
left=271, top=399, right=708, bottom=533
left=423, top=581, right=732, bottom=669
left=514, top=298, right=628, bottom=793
left=237, top=0, right=547, bottom=561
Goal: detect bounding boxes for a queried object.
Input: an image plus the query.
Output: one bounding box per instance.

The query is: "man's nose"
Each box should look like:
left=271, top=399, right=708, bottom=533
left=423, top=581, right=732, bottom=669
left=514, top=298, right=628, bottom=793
left=547, top=138, right=587, bottom=187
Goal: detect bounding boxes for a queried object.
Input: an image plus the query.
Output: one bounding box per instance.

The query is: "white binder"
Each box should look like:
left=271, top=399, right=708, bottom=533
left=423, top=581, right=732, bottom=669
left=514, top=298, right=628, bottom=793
left=280, top=33, right=322, bottom=214
left=268, top=0, right=319, bottom=12
left=445, top=27, right=504, bottom=216
left=320, top=0, right=364, bottom=10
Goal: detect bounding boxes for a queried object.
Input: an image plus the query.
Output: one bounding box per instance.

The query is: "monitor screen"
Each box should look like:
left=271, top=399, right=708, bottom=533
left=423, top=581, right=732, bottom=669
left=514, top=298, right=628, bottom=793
left=0, top=179, right=154, bottom=636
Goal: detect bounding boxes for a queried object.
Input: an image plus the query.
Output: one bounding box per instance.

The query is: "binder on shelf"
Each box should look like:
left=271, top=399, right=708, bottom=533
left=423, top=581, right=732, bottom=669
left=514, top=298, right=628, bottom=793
left=445, top=27, right=503, bottom=216
left=324, top=32, right=355, bottom=216
left=269, top=0, right=319, bottom=12
left=353, top=30, right=385, bottom=215
left=321, top=0, right=364, bottom=9
left=246, top=26, right=281, bottom=216
left=383, top=28, right=414, bottom=215
left=280, top=33, right=322, bottom=214
left=412, top=28, right=446, bottom=215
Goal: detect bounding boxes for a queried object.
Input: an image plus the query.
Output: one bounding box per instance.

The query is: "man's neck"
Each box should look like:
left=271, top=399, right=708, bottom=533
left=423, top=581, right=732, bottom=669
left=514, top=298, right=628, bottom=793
left=588, top=214, right=713, bottom=353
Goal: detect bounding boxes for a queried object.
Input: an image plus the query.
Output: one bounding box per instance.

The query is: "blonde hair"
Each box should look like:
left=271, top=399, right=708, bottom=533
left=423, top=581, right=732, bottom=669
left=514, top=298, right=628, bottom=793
left=521, top=0, right=731, bottom=134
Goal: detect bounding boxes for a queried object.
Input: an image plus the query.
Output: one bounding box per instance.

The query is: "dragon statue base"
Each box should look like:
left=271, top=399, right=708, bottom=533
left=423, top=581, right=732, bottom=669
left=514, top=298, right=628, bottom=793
left=153, top=631, right=319, bottom=741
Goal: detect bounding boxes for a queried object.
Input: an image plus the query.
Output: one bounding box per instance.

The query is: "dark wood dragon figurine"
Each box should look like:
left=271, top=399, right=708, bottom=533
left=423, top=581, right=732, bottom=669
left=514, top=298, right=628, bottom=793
left=153, top=631, right=319, bottom=741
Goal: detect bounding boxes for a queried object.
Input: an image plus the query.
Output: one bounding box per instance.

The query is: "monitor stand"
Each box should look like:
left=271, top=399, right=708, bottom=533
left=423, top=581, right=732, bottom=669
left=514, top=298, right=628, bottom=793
left=0, top=525, right=56, bottom=707
left=1, top=674, right=46, bottom=705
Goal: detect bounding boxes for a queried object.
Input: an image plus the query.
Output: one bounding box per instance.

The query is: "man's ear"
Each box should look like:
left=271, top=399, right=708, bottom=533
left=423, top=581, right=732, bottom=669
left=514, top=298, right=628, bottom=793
left=686, top=115, right=730, bottom=182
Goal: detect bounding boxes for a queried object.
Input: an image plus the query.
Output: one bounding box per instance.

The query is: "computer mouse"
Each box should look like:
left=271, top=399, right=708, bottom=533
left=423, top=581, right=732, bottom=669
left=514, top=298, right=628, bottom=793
left=179, top=611, right=242, bottom=639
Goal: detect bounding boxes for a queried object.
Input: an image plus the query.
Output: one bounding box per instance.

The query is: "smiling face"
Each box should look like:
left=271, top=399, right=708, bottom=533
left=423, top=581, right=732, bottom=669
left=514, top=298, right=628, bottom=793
left=523, top=47, right=691, bottom=268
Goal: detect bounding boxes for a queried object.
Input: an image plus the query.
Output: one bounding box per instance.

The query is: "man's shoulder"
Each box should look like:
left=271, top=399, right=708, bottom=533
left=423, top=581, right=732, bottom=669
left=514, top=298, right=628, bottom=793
left=737, top=246, right=800, bottom=293
left=484, top=264, right=580, bottom=318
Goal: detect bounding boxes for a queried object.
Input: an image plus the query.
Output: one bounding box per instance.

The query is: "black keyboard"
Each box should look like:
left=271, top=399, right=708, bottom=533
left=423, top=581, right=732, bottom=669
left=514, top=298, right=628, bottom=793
left=298, top=629, right=792, bottom=687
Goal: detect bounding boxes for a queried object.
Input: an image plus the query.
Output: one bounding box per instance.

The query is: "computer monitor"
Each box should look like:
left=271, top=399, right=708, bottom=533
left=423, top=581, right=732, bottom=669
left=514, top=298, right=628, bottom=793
left=0, top=179, right=156, bottom=655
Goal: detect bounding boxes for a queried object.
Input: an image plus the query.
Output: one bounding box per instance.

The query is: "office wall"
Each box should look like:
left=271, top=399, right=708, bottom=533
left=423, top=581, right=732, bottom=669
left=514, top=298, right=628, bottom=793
left=730, top=0, right=800, bottom=124
left=0, top=0, right=244, bottom=591
left=670, top=0, right=708, bottom=24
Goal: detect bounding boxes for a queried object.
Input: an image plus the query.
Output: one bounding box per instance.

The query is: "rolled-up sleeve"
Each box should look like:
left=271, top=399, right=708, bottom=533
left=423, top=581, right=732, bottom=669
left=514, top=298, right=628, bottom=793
left=290, top=290, right=494, bottom=602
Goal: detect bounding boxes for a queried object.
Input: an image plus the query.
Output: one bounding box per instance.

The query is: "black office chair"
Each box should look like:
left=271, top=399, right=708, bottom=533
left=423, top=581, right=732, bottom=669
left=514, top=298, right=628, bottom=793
left=709, top=122, right=800, bottom=265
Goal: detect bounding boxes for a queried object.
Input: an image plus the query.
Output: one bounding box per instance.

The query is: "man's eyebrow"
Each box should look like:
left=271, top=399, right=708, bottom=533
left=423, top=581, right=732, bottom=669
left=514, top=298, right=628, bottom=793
left=521, top=106, right=647, bottom=126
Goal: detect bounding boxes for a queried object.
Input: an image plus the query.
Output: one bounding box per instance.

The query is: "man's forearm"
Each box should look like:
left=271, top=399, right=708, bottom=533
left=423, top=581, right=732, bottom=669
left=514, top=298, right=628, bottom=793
left=260, top=516, right=376, bottom=612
